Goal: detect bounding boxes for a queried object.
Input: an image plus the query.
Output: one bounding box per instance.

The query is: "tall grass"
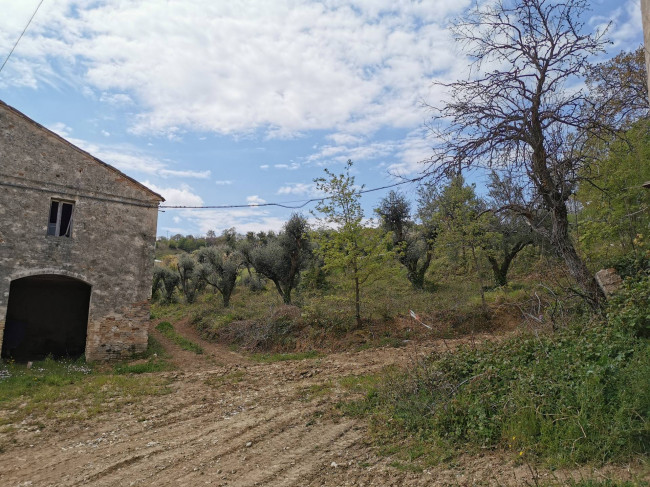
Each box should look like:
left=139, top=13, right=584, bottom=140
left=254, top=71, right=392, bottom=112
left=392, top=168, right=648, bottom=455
left=344, top=276, right=650, bottom=466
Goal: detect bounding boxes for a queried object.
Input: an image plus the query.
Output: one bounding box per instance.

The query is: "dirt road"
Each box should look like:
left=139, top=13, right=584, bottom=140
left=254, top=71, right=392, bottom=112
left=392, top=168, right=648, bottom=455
left=0, top=325, right=641, bottom=486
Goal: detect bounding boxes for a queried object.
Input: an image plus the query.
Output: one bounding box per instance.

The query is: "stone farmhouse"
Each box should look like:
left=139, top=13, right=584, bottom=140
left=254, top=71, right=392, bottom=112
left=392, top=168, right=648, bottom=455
left=0, top=100, right=164, bottom=361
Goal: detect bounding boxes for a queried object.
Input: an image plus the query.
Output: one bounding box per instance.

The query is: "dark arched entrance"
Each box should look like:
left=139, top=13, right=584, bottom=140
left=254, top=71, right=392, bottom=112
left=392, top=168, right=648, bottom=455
left=2, top=275, right=91, bottom=361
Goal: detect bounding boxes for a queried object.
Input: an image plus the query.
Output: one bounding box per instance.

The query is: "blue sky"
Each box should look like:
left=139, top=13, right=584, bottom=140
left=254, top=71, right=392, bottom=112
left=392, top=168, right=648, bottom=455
left=0, top=0, right=643, bottom=237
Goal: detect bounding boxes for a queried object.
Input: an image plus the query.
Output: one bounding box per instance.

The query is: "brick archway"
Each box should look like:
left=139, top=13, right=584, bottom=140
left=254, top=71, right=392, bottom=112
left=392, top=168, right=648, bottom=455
left=1, top=274, right=91, bottom=361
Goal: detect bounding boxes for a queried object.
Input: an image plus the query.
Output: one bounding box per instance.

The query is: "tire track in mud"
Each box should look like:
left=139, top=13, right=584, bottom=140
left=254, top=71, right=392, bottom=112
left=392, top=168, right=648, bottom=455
left=4, top=329, right=629, bottom=486
left=0, top=328, right=414, bottom=487
left=82, top=406, right=312, bottom=486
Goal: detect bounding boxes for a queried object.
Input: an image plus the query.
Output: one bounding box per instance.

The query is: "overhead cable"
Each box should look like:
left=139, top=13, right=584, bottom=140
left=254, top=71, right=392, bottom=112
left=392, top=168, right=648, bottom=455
left=0, top=0, right=45, bottom=74
left=159, top=175, right=426, bottom=209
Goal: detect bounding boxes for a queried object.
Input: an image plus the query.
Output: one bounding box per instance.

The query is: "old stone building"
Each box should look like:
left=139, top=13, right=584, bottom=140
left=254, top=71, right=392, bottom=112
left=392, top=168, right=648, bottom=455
left=0, top=100, right=164, bottom=361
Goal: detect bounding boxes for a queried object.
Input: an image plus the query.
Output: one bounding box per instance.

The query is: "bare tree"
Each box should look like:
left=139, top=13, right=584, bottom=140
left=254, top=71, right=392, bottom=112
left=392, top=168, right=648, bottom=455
left=586, top=46, right=649, bottom=129
left=424, top=0, right=611, bottom=307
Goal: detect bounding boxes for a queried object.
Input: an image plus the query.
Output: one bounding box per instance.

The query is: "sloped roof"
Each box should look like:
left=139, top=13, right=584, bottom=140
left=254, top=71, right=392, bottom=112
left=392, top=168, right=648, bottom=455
left=0, top=99, right=164, bottom=202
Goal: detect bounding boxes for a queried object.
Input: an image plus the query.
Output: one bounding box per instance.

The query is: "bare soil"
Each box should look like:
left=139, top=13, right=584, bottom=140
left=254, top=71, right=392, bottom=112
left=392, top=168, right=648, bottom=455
left=0, top=324, right=643, bottom=486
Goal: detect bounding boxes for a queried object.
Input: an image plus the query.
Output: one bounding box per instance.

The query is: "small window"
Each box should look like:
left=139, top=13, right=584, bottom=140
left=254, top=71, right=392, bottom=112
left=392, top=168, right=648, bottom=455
left=47, top=200, right=74, bottom=237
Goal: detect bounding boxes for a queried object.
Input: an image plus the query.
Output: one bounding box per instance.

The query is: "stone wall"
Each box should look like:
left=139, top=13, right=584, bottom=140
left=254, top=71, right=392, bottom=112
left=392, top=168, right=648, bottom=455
left=0, top=101, right=162, bottom=361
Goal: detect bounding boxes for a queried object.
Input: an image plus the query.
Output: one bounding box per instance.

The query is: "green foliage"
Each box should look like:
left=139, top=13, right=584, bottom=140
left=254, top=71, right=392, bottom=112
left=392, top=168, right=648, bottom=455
left=348, top=317, right=650, bottom=465
left=165, top=234, right=207, bottom=252
left=607, top=274, right=650, bottom=337
left=484, top=172, right=537, bottom=286
left=313, top=160, right=397, bottom=327
left=155, top=321, right=204, bottom=354
left=577, top=119, right=650, bottom=266
left=153, top=265, right=180, bottom=303
left=250, top=213, right=312, bottom=304
left=377, top=190, right=436, bottom=289
left=586, top=46, right=649, bottom=129
left=196, top=245, right=243, bottom=307
left=176, top=253, right=206, bottom=304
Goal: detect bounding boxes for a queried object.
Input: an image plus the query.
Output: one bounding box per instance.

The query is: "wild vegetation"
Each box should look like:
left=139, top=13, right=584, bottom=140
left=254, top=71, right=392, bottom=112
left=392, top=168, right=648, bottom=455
left=2, top=0, right=644, bottom=480
left=148, top=0, right=649, bottom=475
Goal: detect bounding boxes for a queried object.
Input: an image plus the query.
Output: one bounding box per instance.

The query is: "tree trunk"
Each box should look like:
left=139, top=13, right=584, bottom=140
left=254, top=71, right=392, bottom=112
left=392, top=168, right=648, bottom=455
left=282, top=287, right=291, bottom=305
left=487, top=256, right=508, bottom=287
left=272, top=279, right=285, bottom=302
left=354, top=275, right=361, bottom=328
left=551, top=205, right=605, bottom=309
left=487, top=241, right=531, bottom=287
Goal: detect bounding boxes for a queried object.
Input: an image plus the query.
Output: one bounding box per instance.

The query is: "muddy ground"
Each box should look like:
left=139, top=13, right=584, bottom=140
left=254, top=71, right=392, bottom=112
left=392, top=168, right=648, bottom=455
left=0, top=321, right=645, bottom=486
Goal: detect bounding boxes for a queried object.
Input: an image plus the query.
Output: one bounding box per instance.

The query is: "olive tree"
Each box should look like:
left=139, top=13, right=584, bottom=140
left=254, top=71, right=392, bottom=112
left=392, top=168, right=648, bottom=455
left=250, top=213, right=311, bottom=304
left=196, top=246, right=242, bottom=307
left=176, top=253, right=205, bottom=304
left=376, top=191, right=435, bottom=289
left=153, top=265, right=180, bottom=303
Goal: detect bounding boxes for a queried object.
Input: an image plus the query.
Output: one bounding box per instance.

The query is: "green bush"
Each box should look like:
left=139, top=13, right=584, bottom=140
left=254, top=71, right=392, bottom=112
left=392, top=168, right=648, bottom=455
left=608, top=275, right=650, bottom=337
left=348, top=315, right=650, bottom=465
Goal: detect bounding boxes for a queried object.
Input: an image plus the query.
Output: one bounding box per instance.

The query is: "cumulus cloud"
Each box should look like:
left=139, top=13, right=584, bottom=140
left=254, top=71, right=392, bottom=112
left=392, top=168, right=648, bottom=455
left=0, top=0, right=470, bottom=138
left=142, top=181, right=204, bottom=207
left=246, top=195, right=267, bottom=205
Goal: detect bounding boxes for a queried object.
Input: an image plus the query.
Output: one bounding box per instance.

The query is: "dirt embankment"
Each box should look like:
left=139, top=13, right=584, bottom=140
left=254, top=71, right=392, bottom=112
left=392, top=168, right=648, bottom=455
left=0, top=326, right=641, bottom=486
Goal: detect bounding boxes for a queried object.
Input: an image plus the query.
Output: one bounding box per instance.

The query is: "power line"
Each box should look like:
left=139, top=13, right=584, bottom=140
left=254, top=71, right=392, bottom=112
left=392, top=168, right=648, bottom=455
left=0, top=0, right=45, bottom=74
left=159, top=175, right=426, bottom=210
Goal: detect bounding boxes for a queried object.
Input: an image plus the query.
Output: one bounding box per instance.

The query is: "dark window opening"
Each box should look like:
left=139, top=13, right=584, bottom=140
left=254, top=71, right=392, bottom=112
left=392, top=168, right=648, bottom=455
left=47, top=200, right=74, bottom=237
left=2, top=275, right=91, bottom=361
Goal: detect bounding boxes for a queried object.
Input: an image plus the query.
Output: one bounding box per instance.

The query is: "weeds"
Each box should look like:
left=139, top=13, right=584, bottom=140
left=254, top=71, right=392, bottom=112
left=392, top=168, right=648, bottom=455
left=0, top=356, right=171, bottom=427
left=250, top=350, right=320, bottom=363
left=156, top=321, right=204, bottom=354
left=344, top=277, right=650, bottom=466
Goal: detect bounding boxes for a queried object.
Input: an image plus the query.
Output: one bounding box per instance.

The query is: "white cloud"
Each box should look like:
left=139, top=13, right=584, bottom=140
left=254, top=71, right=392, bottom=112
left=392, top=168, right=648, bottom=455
left=42, top=127, right=212, bottom=180
left=159, top=169, right=211, bottom=179
left=99, top=92, right=134, bottom=106
left=259, top=165, right=269, bottom=170
left=215, top=179, right=233, bottom=185
left=274, top=163, right=300, bottom=170
left=179, top=208, right=287, bottom=234
left=142, top=181, right=204, bottom=207
left=591, top=0, right=642, bottom=50
left=48, top=122, right=73, bottom=138
left=0, top=0, right=470, bottom=138
left=277, top=182, right=318, bottom=196
left=387, top=128, right=434, bottom=176
left=246, top=195, right=267, bottom=205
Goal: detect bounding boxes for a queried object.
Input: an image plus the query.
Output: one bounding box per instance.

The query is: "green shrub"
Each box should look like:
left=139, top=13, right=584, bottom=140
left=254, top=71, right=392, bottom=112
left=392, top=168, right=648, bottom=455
left=348, top=317, right=650, bottom=465
left=608, top=275, right=650, bottom=337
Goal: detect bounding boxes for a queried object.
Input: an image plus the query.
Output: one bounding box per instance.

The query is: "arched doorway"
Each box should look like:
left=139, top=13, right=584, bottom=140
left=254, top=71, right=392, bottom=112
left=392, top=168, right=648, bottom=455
left=2, top=275, right=91, bottom=361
